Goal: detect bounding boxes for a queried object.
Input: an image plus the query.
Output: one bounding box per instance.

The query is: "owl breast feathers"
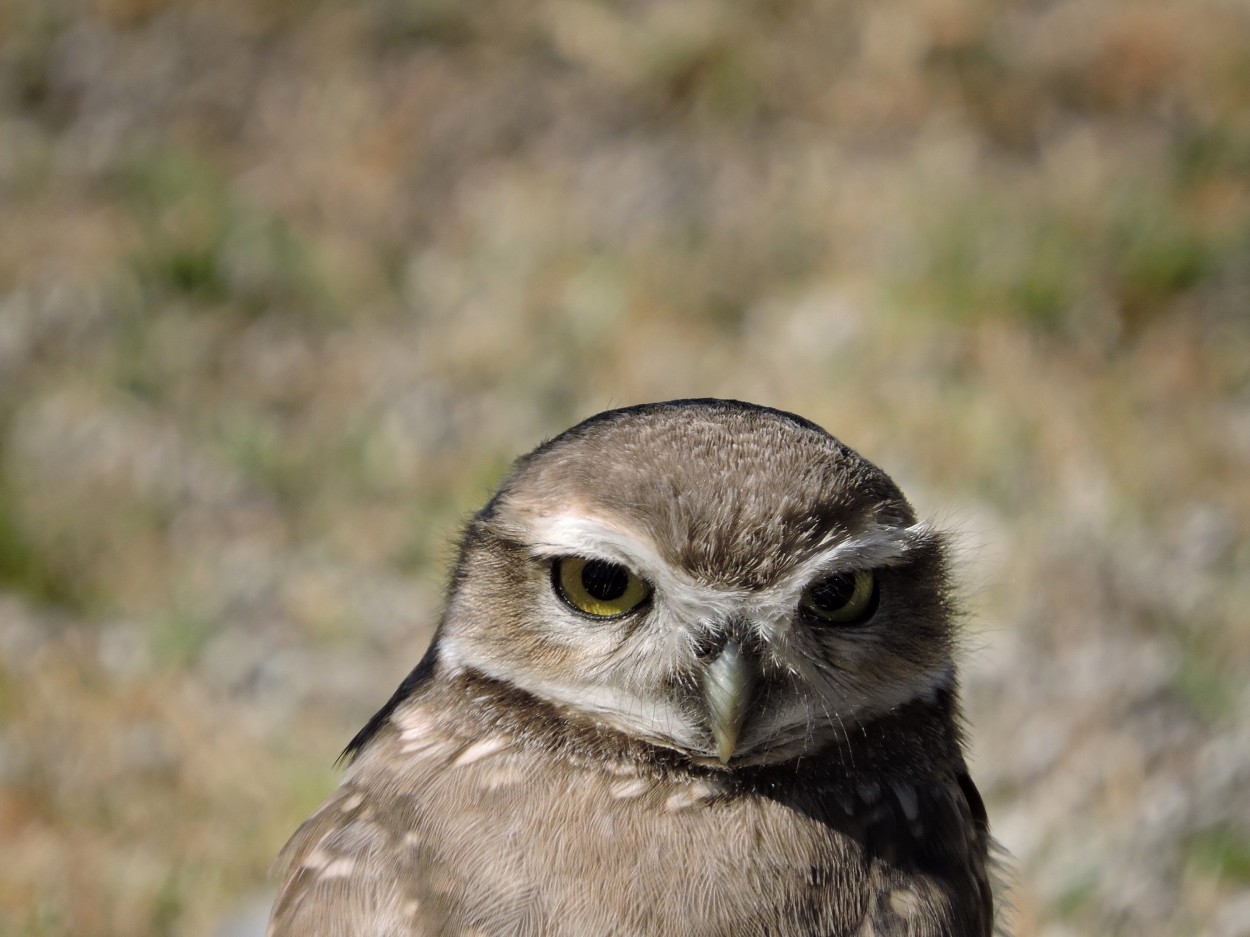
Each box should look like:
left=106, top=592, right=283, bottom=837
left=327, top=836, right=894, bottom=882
left=269, top=399, right=998, bottom=937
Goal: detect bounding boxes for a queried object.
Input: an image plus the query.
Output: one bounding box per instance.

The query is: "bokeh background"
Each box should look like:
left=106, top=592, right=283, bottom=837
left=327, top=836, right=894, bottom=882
left=2, top=0, right=1249, bottom=934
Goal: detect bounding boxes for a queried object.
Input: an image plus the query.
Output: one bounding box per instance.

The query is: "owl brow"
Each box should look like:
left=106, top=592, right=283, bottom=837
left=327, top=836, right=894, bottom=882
left=804, top=521, right=935, bottom=573
left=523, top=514, right=660, bottom=566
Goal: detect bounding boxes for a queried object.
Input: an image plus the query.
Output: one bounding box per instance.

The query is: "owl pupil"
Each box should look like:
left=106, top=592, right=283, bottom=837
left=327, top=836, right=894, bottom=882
left=808, top=573, right=855, bottom=610
left=580, top=561, right=629, bottom=601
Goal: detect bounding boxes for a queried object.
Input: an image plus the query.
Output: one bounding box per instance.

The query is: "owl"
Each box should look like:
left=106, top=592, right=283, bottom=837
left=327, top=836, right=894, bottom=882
left=268, top=399, right=997, bottom=937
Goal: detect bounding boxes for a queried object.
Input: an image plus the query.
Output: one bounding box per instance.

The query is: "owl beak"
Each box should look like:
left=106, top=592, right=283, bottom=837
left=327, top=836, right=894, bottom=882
left=701, top=640, right=758, bottom=764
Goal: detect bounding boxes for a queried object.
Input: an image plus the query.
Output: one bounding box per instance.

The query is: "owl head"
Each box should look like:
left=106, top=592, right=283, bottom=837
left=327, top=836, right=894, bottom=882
left=432, top=399, right=955, bottom=768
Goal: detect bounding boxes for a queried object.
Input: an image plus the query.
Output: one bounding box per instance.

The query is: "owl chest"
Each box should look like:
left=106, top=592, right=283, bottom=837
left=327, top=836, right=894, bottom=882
left=413, top=758, right=882, bottom=937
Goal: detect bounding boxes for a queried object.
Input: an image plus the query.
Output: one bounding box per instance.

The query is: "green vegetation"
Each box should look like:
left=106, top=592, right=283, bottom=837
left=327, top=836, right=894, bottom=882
left=1189, top=828, right=1250, bottom=885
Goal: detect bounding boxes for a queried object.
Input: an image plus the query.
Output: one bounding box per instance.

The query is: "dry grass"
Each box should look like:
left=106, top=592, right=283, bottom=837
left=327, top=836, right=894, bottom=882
left=1, top=1, right=1248, bottom=934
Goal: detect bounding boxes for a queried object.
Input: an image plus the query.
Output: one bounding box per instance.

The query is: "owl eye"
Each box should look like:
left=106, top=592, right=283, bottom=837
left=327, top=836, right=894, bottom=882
left=553, top=557, right=652, bottom=618
left=800, top=570, right=877, bottom=625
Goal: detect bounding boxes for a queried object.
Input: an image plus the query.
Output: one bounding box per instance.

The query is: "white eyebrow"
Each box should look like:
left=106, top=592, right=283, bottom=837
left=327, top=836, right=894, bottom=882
left=788, top=520, right=934, bottom=577
left=527, top=513, right=657, bottom=567
left=525, top=511, right=932, bottom=621
left=529, top=511, right=929, bottom=569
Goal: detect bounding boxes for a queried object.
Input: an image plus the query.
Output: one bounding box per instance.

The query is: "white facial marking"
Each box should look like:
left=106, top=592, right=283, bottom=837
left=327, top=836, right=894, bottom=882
left=441, top=631, right=703, bottom=750
left=444, top=509, right=950, bottom=763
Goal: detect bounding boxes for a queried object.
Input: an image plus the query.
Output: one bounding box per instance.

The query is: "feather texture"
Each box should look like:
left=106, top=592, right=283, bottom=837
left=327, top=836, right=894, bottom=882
left=269, top=399, right=999, bottom=937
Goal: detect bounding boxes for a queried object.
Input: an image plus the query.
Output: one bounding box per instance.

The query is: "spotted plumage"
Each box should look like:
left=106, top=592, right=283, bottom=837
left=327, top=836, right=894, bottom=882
left=269, top=399, right=998, bottom=937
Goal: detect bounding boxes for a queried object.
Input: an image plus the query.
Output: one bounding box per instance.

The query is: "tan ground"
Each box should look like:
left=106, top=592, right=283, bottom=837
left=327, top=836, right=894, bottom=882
left=1, top=1, right=1248, bottom=935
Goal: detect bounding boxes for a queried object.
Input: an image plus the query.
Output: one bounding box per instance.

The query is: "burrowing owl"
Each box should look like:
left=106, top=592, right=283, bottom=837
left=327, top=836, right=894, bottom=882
left=268, top=399, right=996, bottom=936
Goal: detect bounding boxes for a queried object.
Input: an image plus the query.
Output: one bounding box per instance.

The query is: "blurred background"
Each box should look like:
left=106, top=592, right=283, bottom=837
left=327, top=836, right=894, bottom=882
left=1, top=0, right=1248, bottom=934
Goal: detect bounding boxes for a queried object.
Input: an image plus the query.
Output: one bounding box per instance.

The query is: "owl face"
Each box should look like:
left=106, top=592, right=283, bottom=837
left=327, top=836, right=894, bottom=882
left=436, top=400, right=955, bottom=768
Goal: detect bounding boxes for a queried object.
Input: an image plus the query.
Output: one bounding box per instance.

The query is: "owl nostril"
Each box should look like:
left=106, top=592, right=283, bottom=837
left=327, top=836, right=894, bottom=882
left=692, top=632, right=723, bottom=661
left=692, top=618, right=764, bottom=662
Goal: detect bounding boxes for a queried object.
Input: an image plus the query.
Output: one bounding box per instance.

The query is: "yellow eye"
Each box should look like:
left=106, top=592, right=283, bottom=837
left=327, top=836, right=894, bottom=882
left=554, top=557, right=651, bottom=618
left=800, top=570, right=877, bottom=625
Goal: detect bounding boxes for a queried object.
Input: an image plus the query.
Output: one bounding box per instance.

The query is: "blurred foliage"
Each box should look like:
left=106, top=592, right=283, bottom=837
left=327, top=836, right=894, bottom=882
left=1, top=0, right=1249, bottom=935
left=1189, top=827, right=1250, bottom=886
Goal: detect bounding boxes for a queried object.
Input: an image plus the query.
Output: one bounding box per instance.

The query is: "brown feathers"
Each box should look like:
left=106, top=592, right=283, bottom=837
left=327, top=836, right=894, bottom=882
left=269, top=400, right=997, bottom=937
